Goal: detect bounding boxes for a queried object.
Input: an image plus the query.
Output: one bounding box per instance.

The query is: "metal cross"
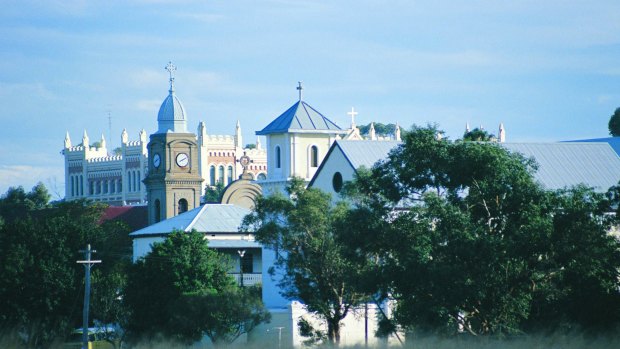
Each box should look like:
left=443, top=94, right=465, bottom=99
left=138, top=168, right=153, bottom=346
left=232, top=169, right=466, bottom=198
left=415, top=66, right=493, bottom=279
left=297, top=81, right=303, bottom=101
left=165, top=61, right=177, bottom=80
left=347, top=107, right=358, bottom=126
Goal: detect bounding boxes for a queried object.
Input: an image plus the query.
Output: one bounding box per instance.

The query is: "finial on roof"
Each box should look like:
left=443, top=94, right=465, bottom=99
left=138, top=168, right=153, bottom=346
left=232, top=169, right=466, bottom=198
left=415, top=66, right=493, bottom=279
left=165, top=61, right=177, bottom=93
left=64, top=131, right=71, bottom=148
left=465, top=122, right=470, bottom=133
left=121, top=128, right=128, bottom=144
left=297, top=81, right=303, bottom=101
left=395, top=122, right=401, bottom=141
left=347, top=107, right=358, bottom=128
left=369, top=122, right=376, bottom=140
left=499, top=123, right=506, bottom=143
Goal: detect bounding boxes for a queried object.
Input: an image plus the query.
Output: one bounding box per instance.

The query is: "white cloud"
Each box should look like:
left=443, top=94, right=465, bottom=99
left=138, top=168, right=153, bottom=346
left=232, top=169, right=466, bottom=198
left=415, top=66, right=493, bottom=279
left=0, top=165, right=65, bottom=198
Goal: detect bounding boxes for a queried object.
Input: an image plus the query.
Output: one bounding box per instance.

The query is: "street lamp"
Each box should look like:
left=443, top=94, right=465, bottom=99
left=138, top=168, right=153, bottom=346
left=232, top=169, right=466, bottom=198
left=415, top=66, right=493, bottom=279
left=237, top=249, right=246, bottom=287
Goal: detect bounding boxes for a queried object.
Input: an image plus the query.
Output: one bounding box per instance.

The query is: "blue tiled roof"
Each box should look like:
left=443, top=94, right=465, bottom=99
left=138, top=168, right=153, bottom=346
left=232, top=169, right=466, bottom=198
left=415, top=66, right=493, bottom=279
left=256, top=101, right=345, bottom=135
left=129, top=204, right=252, bottom=236
left=502, top=142, right=620, bottom=191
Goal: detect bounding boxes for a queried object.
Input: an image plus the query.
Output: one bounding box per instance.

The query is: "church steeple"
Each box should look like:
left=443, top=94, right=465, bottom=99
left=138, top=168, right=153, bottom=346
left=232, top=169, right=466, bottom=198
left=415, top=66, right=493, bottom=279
left=369, top=122, right=376, bottom=140
left=156, top=61, right=188, bottom=134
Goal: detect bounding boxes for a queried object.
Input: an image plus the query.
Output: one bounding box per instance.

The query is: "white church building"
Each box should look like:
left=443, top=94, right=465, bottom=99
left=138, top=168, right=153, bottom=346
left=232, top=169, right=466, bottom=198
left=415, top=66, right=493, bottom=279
left=126, top=64, right=620, bottom=348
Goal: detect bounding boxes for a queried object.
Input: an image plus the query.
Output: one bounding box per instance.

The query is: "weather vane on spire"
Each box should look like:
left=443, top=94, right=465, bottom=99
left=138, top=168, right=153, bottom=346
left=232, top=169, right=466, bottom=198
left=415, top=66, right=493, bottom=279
left=165, top=61, right=177, bottom=91
left=297, top=81, right=303, bottom=101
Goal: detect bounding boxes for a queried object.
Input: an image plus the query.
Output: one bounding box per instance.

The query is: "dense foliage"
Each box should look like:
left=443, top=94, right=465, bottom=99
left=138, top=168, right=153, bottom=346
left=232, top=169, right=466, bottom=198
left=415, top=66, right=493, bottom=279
left=608, top=107, right=620, bottom=137
left=203, top=181, right=226, bottom=203
left=124, top=230, right=269, bottom=345
left=462, top=127, right=494, bottom=141
left=342, top=126, right=620, bottom=337
left=242, top=179, right=368, bottom=344
left=359, top=122, right=402, bottom=137
left=0, top=184, right=131, bottom=348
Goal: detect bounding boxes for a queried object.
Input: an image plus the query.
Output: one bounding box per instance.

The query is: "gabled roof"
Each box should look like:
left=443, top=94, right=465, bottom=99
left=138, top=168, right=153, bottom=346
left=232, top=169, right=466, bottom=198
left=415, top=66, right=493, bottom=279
left=502, top=142, right=620, bottom=191
left=129, top=204, right=252, bottom=237
left=256, top=101, right=346, bottom=135
left=308, top=140, right=401, bottom=187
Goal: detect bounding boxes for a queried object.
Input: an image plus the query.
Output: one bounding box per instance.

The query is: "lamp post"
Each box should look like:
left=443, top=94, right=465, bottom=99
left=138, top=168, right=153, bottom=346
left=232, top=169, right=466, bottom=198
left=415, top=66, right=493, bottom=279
left=237, top=249, right=246, bottom=287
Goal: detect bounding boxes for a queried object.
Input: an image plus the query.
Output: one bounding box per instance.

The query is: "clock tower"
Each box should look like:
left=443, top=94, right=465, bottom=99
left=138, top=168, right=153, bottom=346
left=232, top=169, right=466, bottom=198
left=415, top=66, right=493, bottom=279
left=144, top=62, right=203, bottom=225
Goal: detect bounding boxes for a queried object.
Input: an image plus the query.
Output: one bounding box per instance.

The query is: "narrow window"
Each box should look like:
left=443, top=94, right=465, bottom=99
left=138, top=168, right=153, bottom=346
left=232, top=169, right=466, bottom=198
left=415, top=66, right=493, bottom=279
left=275, top=146, right=281, bottom=169
left=137, top=171, right=141, bottom=190
left=178, top=198, right=188, bottom=214
left=218, top=166, right=224, bottom=183
left=210, top=166, right=216, bottom=185
left=70, top=177, right=75, bottom=197
left=227, top=166, right=233, bottom=184
left=310, top=145, right=318, bottom=167
left=241, top=252, right=253, bottom=273
left=155, top=199, right=161, bottom=223
left=79, top=176, right=83, bottom=196
left=89, top=180, right=94, bottom=195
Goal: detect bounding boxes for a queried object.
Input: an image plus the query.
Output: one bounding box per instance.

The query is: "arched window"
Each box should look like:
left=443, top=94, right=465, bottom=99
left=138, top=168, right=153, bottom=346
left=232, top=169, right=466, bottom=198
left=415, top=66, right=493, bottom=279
left=218, top=166, right=224, bottom=184
left=89, top=180, right=94, bottom=195
left=154, top=199, right=161, bottom=223
left=133, top=171, right=137, bottom=192
left=118, top=179, right=122, bottom=192
left=127, top=171, right=132, bottom=191
left=333, top=172, right=343, bottom=193
left=227, top=166, right=233, bottom=184
left=178, top=198, right=188, bottom=214
left=70, top=177, right=75, bottom=197
left=275, top=146, right=281, bottom=169
left=110, top=180, right=115, bottom=193
left=210, top=166, right=216, bottom=185
left=257, top=173, right=267, bottom=180
left=96, top=180, right=101, bottom=194
left=79, top=176, right=83, bottom=196
left=103, top=180, right=108, bottom=194
left=248, top=173, right=255, bottom=180
left=137, top=171, right=141, bottom=190
left=310, top=145, right=319, bottom=167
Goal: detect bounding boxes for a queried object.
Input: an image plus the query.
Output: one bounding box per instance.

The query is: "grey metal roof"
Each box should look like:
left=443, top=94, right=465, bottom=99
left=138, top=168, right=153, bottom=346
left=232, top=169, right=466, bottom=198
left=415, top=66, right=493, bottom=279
left=501, top=142, right=620, bottom=191
left=336, top=140, right=401, bottom=169
left=565, top=137, right=620, bottom=157
left=256, top=101, right=346, bottom=135
left=206, top=240, right=262, bottom=248
left=130, top=204, right=252, bottom=237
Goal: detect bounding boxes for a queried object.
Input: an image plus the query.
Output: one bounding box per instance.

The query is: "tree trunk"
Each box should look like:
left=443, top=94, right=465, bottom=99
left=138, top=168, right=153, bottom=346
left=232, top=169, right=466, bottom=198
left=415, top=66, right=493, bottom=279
left=327, top=318, right=341, bottom=346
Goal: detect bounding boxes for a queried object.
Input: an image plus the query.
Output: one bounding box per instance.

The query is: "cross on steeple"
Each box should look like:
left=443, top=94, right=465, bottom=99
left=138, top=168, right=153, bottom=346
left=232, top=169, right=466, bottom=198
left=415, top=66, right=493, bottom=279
left=297, top=81, right=303, bottom=101
left=347, top=107, right=358, bottom=128
left=165, top=61, right=177, bottom=92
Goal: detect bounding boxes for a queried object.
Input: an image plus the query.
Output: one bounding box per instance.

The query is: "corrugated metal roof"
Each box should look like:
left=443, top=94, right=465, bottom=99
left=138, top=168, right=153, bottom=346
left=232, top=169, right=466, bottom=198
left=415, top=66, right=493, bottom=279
left=256, top=101, right=345, bottom=135
left=130, top=204, right=252, bottom=237
left=502, top=142, right=620, bottom=191
left=566, top=137, right=620, bottom=157
left=336, top=140, right=401, bottom=169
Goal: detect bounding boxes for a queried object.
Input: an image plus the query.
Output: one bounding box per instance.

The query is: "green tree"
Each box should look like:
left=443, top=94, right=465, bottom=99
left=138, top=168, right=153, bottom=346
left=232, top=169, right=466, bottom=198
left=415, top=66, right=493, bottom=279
left=242, top=179, right=368, bottom=344
left=462, top=127, right=494, bottom=141
left=608, top=107, right=620, bottom=136
left=0, top=184, right=131, bottom=348
left=359, top=122, right=401, bottom=137
left=244, top=143, right=256, bottom=150
left=203, top=181, right=226, bottom=203
left=124, top=230, right=269, bottom=345
left=344, top=125, right=620, bottom=337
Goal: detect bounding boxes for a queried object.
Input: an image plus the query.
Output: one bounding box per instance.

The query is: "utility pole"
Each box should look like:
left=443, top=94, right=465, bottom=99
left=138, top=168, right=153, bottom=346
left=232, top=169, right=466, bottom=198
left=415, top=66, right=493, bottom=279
left=77, top=244, right=101, bottom=349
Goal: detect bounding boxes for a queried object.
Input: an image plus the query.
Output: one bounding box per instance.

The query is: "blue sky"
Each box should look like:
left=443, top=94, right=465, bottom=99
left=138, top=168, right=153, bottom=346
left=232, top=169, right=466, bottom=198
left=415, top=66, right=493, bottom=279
left=1, top=0, right=619, bottom=197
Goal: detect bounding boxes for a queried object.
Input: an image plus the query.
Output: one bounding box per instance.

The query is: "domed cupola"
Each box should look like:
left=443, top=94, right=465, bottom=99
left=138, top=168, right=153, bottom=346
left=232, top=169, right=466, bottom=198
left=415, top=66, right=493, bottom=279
left=156, top=62, right=188, bottom=134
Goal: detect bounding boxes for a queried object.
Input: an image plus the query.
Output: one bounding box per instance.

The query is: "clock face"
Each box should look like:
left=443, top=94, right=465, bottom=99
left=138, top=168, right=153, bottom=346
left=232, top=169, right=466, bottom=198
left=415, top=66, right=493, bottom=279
left=176, top=153, right=189, bottom=168
left=153, top=154, right=161, bottom=168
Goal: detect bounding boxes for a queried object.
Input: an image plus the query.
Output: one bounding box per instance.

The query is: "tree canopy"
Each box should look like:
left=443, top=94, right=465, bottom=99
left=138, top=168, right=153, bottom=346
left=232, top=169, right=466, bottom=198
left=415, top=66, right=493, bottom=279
left=343, top=125, right=620, bottom=337
left=124, top=230, right=269, bottom=345
left=359, top=122, right=402, bottom=137
left=0, top=184, right=131, bottom=348
left=608, top=107, right=620, bottom=137
left=462, top=127, right=494, bottom=141
left=242, top=178, right=368, bottom=344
